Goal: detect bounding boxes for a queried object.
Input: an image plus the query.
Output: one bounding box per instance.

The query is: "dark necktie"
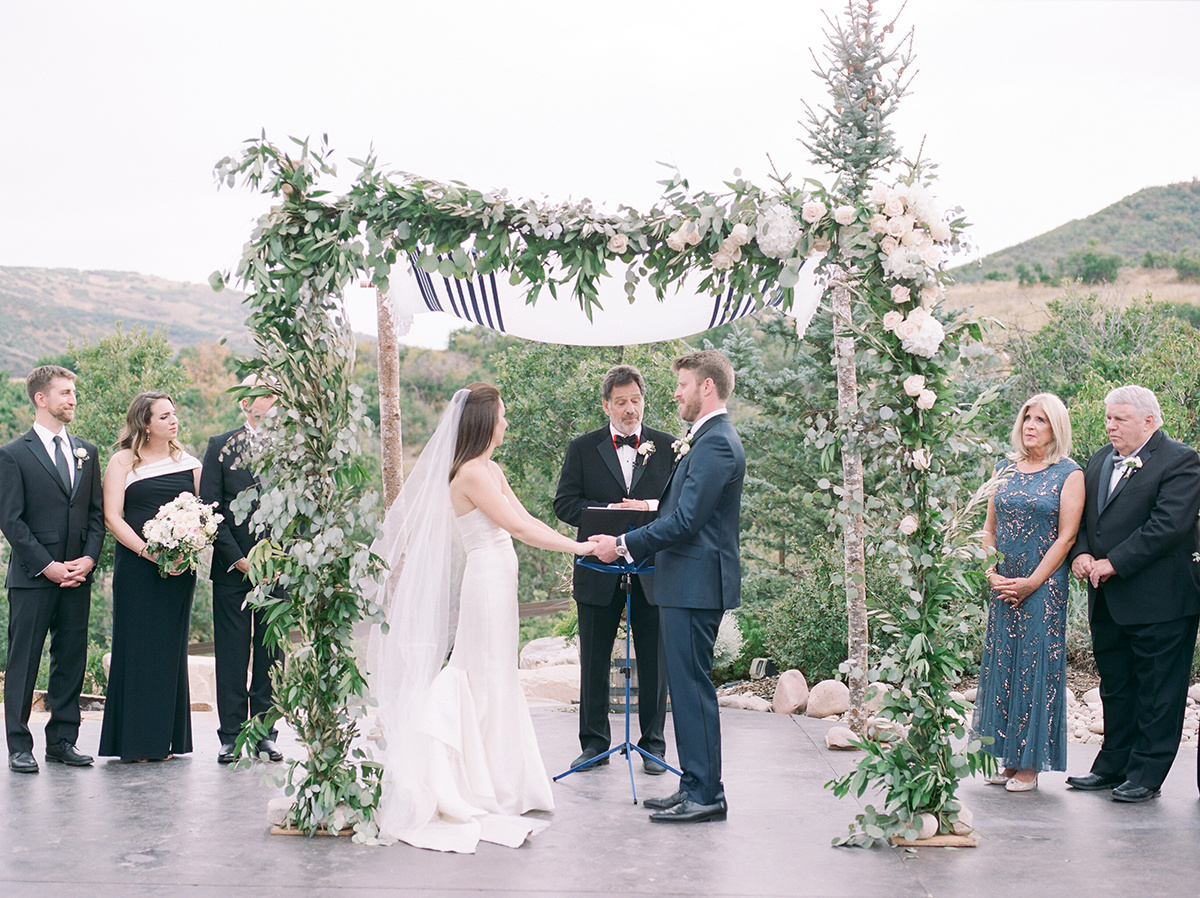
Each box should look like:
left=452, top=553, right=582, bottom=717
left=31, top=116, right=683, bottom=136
left=53, top=435, right=72, bottom=490
left=614, top=433, right=639, bottom=450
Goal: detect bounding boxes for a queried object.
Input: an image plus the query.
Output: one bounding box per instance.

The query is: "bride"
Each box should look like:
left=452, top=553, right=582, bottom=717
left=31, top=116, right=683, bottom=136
left=369, top=383, right=596, bottom=853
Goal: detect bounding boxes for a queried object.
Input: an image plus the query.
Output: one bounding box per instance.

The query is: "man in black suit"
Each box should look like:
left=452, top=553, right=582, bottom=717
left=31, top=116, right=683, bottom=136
left=0, top=365, right=105, bottom=773
left=595, top=350, right=745, bottom=823
left=1067, top=384, right=1200, bottom=802
left=199, top=376, right=284, bottom=764
left=554, top=365, right=675, bottom=774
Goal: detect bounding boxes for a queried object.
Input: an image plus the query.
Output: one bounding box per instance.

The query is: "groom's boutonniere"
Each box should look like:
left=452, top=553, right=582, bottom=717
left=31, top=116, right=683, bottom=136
left=637, top=441, right=656, bottom=466
left=1121, top=456, right=1143, bottom=479
left=73, top=447, right=89, bottom=470
left=671, top=431, right=694, bottom=462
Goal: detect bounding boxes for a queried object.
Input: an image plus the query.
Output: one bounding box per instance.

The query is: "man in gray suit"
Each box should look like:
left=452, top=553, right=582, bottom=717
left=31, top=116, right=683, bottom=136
left=594, top=349, right=745, bottom=823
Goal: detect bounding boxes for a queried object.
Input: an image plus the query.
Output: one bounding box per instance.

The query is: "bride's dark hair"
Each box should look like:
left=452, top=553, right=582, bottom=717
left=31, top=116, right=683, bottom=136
left=449, top=383, right=501, bottom=482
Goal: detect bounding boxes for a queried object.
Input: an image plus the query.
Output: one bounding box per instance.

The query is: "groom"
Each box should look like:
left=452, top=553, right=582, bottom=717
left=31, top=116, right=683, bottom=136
left=594, top=349, right=744, bottom=823
left=0, top=365, right=105, bottom=773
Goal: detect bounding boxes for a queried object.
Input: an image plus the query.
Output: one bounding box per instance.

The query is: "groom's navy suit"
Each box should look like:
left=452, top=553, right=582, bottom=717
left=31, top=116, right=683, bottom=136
left=0, top=429, right=105, bottom=753
left=623, top=413, right=744, bottom=806
left=1070, top=429, right=1200, bottom=791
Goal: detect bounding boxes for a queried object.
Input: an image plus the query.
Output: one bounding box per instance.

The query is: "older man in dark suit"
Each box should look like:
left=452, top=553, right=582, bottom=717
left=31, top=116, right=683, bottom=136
left=1067, top=385, right=1200, bottom=802
left=554, top=365, right=675, bottom=774
left=200, top=376, right=284, bottom=764
left=0, top=365, right=105, bottom=773
left=595, top=350, right=745, bottom=823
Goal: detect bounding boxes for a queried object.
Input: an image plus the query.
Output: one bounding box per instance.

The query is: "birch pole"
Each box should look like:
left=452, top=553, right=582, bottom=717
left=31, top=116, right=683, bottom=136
left=831, top=270, right=868, bottom=736
left=375, top=289, right=404, bottom=506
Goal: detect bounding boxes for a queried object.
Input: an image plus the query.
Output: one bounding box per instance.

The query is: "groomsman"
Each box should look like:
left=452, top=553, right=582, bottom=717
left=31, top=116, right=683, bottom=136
left=0, top=365, right=105, bottom=773
left=1068, top=385, right=1200, bottom=802
left=595, top=350, right=745, bottom=823
left=554, top=365, right=675, bottom=773
left=200, top=376, right=284, bottom=764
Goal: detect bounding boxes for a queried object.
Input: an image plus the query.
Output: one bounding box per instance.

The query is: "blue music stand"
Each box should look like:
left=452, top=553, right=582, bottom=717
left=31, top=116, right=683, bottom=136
left=553, top=554, right=681, bottom=803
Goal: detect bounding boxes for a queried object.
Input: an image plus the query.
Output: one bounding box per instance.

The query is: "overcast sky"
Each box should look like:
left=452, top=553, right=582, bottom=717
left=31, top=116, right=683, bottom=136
left=3, top=0, right=1196, bottom=344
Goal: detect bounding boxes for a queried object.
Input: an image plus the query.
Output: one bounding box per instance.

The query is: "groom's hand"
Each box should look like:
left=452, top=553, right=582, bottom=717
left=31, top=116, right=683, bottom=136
left=610, top=498, right=651, bottom=512
left=593, top=534, right=620, bottom=563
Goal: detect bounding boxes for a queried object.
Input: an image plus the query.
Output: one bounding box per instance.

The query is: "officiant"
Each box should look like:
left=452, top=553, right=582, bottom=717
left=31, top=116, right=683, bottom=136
left=554, top=365, right=675, bottom=774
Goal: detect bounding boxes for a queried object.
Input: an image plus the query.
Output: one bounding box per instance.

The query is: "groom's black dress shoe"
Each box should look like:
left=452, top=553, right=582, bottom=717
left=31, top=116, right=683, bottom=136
left=9, top=751, right=39, bottom=774
left=45, top=741, right=93, bottom=767
left=256, top=739, right=284, bottom=762
left=1112, top=781, right=1160, bottom=803
left=643, top=789, right=688, bottom=810
left=217, top=743, right=238, bottom=765
left=642, top=755, right=667, bottom=775
left=649, top=798, right=728, bottom=823
left=570, top=748, right=609, bottom=770
left=1065, top=773, right=1124, bottom=791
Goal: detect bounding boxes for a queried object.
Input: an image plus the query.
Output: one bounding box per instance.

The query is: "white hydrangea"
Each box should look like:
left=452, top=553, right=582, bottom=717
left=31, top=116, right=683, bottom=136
left=896, top=307, right=946, bottom=359
left=756, top=205, right=802, bottom=259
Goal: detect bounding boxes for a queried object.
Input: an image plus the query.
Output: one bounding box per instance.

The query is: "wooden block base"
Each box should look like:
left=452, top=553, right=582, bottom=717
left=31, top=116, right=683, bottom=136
left=270, top=825, right=356, bottom=837
left=891, top=833, right=978, bottom=847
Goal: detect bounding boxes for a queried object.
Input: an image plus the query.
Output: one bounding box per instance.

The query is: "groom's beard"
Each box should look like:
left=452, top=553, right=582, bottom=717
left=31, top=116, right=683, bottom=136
left=678, top=395, right=701, bottom=422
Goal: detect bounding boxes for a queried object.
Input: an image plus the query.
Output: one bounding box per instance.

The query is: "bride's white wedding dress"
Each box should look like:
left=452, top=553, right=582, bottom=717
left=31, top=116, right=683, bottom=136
left=374, top=506, right=554, bottom=853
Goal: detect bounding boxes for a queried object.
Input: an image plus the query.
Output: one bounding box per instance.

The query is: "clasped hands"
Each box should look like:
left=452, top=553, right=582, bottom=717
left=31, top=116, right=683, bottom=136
left=43, top=556, right=95, bottom=588
left=986, top=569, right=1035, bottom=607
left=1071, top=553, right=1114, bottom=588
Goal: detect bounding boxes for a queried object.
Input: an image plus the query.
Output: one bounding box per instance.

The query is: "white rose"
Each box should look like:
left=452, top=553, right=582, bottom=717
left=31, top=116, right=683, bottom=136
left=712, top=249, right=734, bottom=270
left=685, top=226, right=702, bottom=246
left=809, top=238, right=831, bottom=257
left=607, top=233, right=629, bottom=253
left=833, top=205, right=856, bottom=226
left=666, top=229, right=687, bottom=252
left=912, top=447, right=932, bottom=471
left=917, top=389, right=937, bottom=410
left=929, top=218, right=953, bottom=243
left=883, top=194, right=905, bottom=217
left=882, top=310, right=903, bottom=331
left=868, top=183, right=891, bottom=206
left=886, top=215, right=910, bottom=238
left=903, top=374, right=926, bottom=397
left=895, top=315, right=922, bottom=344
left=922, top=282, right=945, bottom=306
left=869, top=213, right=888, bottom=235
left=891, top=284, right=911, bottom=304
left=907, top=306, right=931, bottom=327
left=898, top=514, right=919, bottom=536
left=880, top=235, right=899, bottom=255
left=729, top=222, right=750, bottom=246
left=921, top=245, right=943, bottom=269
left=801, top=200, right=827, bottom=224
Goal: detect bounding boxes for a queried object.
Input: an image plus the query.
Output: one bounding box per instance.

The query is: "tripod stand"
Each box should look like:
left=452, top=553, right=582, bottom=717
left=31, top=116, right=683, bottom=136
left=553, top=556, right=680, bottom=803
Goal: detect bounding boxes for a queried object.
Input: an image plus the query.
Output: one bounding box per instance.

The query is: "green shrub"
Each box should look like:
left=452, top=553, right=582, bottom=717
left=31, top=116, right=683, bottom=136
left=1175, top=248, right=1200, bottom=282
left=983, top=270, right=1008, bottom=281
left=750, top=567, right=848, bottom=683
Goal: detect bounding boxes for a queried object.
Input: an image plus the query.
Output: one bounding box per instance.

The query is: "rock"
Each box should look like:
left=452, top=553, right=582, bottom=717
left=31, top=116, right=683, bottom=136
left=188, top=656, right=218, bottom=709
left=519, top=664, right=580, bottom=705
left=519, top=636, right=579, bottom=669
left=771, top=669, right=809, bottom=715
left=949, top=690, right=965, bottom=702
left=951, top=805, right=974, bottom=836
left=863, top=682, right=889, bottom=715
left=806, top=680, right=851, bottom=719
left=866, top=717, right=905, bottom=742
left=917, top=813, right=939, bottom=840
left=1189, top=682, right=1200, bottom=703
left=1066, top=687, right=1077, bottom=706
left=824, top=725, right=859, bottom=750
left=1083, top=687, right=1102, bottom=707
left=190, top=702, right=215, bottom=713
left=267, top=797, right=292, bottom=827
left=1089, top=717, right=1105, bottom=734
left=717, top=693, right=772, bottom=712
left=963, top=687, right=978, bottom=703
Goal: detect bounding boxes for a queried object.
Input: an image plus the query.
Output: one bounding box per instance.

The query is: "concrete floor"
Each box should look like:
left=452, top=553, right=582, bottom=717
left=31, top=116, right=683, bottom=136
left=2, top=704, right=1199, bottom=897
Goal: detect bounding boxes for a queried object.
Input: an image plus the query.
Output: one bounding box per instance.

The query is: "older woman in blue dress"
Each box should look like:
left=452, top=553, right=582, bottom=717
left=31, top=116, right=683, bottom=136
left=974, top=393, right=1085, bottom=791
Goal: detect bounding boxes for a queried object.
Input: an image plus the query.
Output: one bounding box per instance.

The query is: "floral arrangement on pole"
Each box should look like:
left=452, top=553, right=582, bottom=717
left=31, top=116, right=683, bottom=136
left=142, top=493, right=222, bottom=579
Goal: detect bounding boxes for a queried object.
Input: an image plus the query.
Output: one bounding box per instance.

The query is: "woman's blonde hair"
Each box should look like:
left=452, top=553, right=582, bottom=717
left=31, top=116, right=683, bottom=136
left=1008, top=392, right=1072, bottom=464
left=118, top=391, right=183, bottom=471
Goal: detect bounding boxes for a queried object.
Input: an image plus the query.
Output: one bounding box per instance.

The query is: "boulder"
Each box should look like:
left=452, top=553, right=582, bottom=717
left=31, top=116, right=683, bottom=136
left=717, top=693, right=772, bottom=712
left=1089, top=717, right=1105, bottom=735
left=267, top=797, right=292, bottom=827
left=824, top=725, right=859, bottom=750
left=863, top=682, right=889, bottom=715
left=519, top=664, right=580, bottom=705
left=806, top=679, right=850, bottom=719
left=1066, top=687, right=1077, bottom=706
left=963, top=687, right=978, bottom=703
left=951, top=805, right=974, bottom=836
left=519, top=636, right=579, bottom=669
left=917, top=813, right=939, bottom=840
left=104, top=651, right=216, bottom=710
left=771, top=669, right=809, bottom=715
left=1083, top=687, right=1102, bottom=707
left=1189, top=682, right=1200, bottom=703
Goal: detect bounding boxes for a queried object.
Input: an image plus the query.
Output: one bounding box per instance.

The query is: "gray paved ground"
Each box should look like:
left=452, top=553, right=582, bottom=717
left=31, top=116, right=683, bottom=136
left=2, top=704, right=1199, bottom=897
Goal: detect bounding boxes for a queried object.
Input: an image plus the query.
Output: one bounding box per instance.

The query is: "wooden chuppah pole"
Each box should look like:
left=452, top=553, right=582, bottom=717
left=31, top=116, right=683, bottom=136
left=375, top=289, right=404, bottom=506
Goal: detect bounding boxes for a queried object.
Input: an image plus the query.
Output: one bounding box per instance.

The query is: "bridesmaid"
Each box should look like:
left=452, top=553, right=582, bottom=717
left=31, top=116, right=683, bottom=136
left=973, top=393, right=1084, bottom=791
left=98, top=392, right=201, bottom=761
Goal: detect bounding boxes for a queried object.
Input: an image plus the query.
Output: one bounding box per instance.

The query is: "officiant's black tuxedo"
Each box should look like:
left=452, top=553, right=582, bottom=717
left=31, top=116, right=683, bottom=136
left=1070, top=428, right=1200, bottom=790
left=554, top=424, right=675, bottom=758
left=200, top=427, right=282, bottom=745
left=0, top=429, right=104, bottom=754
left=623, top=413, right=745, bottom=806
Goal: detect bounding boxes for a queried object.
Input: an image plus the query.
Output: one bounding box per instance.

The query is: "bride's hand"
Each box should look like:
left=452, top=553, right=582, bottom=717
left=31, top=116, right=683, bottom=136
left=575, top=540, right=599, bottom=556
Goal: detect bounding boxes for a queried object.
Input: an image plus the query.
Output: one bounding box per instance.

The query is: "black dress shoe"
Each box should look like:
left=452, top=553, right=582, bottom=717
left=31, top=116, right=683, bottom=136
left=649, top=798, right=728, bottom=823
left=1066, top=772, right=1124, bottom=791
left=570, top=748, right=609, bottom=770
left=642, top=755, right=667, bottom=775
left=256, top=739, right=284, bottom=762
left=9, top=751, right=38, bottom=774
left=45, top=741, right=93, bottom=767
left=1112, top=781, right=1160, bottom=803
left=643, top=789, right=688, bottom=810
left=217, top=743, right=238, bottom=764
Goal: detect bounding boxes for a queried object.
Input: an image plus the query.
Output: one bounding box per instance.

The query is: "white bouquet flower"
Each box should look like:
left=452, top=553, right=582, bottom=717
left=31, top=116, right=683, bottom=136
left=142, top=491, right=223, bottom=579
left=756, top=205, right=802, bottom=259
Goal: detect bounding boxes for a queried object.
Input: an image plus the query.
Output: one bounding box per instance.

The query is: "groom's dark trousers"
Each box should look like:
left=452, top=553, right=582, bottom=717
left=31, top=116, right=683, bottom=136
left=0, top=430, right=104, bottom=754
left=1070, top=428, right=1200, bottom=791
left=624, top=414, right=744, bottom=805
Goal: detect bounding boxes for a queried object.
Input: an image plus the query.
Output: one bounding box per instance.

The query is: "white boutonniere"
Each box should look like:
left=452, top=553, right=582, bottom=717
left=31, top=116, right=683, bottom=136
left=73, top=447, right=89, bottom=470
left=637, top=441, right=656, bottom=466
left=671, top=431, right=694, bottom=462
left=1121, top=456, right=1143, bottom=479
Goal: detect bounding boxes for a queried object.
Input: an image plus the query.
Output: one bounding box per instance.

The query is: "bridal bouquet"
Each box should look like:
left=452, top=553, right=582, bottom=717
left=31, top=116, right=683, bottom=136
left=142, top=492, right=223, bottom=578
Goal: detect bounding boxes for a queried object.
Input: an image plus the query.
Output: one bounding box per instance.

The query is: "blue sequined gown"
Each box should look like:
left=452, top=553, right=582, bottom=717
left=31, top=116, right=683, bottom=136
left=972, top=458, right=1079, bottom=772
